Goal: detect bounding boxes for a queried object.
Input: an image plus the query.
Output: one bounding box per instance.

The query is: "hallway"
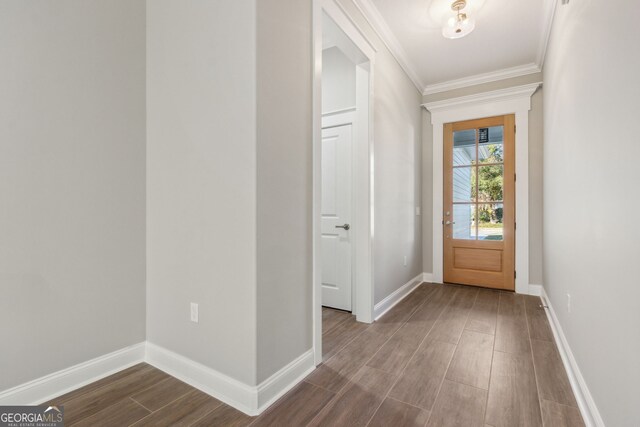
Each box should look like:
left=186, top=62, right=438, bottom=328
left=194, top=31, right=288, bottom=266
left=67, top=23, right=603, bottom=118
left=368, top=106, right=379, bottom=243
left=298, top=283, right=582, bottom=426
left=1, top=1, right=638, bottom=425
left=46, top=283, right=583, bottom=426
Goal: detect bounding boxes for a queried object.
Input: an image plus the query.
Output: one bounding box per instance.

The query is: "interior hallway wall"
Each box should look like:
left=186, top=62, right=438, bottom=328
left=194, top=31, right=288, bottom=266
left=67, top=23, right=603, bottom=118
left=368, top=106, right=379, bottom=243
left=256, top=0, right=313, bottom=383
left=147, top=0, right=314, bottom=388
left=322, top=47, right=356, bottom=113
left=336, top=0, right=423, bottom=305
left=421, top=110, right=434, bottom=275
left=0, top=0, right=146, bottom=390
left=146, top=0, right=258, bottom=385
left=543, top=0, right=640, bottom=424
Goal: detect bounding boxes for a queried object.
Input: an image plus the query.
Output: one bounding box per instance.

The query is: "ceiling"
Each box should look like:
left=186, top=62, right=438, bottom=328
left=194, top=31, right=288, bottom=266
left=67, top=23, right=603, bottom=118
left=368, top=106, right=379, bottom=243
left=355, top=0, right=556, bottom=94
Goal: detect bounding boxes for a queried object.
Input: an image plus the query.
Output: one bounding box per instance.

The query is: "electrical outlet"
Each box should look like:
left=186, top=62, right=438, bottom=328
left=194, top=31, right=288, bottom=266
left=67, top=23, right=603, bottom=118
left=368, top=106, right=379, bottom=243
left=566, top=294, right=571, bottom=314
left=190, top=303, right=199, bottom=323
left=403, top=255, right=407, bottom=266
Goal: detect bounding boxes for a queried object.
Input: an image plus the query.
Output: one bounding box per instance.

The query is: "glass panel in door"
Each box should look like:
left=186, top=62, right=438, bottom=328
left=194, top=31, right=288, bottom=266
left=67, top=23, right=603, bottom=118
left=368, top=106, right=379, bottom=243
left=451, top=126, right=505, bottom=241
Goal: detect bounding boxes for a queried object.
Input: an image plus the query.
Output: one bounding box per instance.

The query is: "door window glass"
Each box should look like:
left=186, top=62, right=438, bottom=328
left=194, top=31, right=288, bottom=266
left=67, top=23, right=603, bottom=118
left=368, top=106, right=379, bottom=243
left=452, top=126, right=504, bottom=241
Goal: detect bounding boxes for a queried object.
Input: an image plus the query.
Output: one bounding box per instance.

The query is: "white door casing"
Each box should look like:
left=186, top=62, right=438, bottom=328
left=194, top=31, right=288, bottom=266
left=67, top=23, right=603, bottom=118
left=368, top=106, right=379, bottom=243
left=423, top=82, right=540, bottom=295
left=321, top=125, right=353, bottom=311
left=313, top=0, right=376, bottom=366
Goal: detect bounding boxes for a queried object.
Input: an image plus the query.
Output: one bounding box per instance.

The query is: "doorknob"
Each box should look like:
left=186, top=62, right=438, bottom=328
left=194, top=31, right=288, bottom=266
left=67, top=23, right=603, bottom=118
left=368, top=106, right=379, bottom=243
left=335, top=224, right=350, bottom=230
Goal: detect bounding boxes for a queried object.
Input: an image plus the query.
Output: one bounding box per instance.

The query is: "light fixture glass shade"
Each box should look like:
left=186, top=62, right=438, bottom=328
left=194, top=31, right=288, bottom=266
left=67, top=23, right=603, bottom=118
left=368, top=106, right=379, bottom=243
left=428, top=0, right=485, bottom=26
left=442, top=14, right=476, bottom=39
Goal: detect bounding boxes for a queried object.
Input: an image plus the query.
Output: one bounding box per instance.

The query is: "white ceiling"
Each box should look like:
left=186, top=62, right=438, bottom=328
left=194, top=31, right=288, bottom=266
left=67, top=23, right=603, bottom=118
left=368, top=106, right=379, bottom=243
left=355, top=0, right=556, bottom=94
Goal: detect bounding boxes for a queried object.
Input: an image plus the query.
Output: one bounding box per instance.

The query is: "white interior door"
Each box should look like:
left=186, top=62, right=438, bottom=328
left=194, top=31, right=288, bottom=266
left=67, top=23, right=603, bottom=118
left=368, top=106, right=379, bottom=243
left=321, top=124, right=352, bottom=311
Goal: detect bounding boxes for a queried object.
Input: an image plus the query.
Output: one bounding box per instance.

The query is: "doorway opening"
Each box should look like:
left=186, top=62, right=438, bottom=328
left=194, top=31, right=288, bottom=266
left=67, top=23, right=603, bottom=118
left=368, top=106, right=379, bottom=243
left=443, top=115, right=515, bottom=290
left=424, top=82, right=539, bottom=295
left=313, top=0, right=376, bottom=365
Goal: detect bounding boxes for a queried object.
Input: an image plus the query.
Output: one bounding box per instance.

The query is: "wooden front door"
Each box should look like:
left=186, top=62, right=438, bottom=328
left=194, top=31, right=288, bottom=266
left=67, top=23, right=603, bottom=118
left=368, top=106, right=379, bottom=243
left=443, top=115, right=515, bottom=291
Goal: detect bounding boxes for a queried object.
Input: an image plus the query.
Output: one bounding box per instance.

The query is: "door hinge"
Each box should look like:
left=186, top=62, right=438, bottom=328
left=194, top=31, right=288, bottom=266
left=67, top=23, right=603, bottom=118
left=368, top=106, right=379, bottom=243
left=514, top=173, right=516, bottom=181
left=514, top=222, right=517, bottom=230
left=514, top=271, right=517, bottom=279
left=514, top=125, right=517, bottom=133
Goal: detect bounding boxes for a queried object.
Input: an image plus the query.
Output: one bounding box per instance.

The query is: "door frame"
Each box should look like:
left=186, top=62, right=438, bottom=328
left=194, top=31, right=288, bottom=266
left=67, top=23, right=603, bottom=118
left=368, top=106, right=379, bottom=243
left=423, top=83, right=541, bottom=295
left=313, top=0, right=376, bottom=366
left=443, top=115, right=516, bottom=290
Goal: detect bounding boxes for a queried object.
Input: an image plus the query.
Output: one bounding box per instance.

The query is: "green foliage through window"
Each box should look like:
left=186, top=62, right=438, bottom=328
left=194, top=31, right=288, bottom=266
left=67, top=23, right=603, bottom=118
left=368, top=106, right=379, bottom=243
left=471, top=145, right=503, bottom=224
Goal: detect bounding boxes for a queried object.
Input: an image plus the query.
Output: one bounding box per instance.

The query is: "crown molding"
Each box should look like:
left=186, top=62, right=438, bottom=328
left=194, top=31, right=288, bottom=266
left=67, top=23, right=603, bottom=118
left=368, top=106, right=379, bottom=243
left=422, top=82, right=541, bottom=114
left=422, top=63, right=541, bottom=96
left=352, top=0, right=557, bottom=96
left=423, top=0, right=558, bottom=95
left=351, top=0, right=425, bottom=92
left=537, top=0, right=559, bottom=68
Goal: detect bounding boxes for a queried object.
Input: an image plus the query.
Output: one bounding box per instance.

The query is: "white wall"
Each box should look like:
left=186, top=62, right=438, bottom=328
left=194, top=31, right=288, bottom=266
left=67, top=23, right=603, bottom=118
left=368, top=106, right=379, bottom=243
left=256, top=0, right=313, bottom=383
left=322, top=47, right=356, bottom=113
left=146, top=0, right=258, bottom=385
left=543, top=1, right=640, bottom=425
left=336, top=0, right=423, bottom=304
left=147, top=0, right=313, bottom=387
left=528, top=89, right=543, bottom=286
left=2, top=0, right=317, bottom=397
left=0, top=0, right=146, bottom=390
left=421, top=110, right=434, bottom=275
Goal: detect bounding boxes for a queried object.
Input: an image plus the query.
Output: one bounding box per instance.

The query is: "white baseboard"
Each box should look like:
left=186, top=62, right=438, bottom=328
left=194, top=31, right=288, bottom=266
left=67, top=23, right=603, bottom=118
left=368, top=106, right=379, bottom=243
left=374, top=273, right=424, bottom=320
left=255, top=349, right=315, bottom=413
left=1, top=342, right=314, bottom=418
left=424, top=273, right=536, bottom=293
left=0, top=342, right=145, bottom=406
left=528, top=284, right=542, bottom=296
left=145, top=342, right=256, bottom=414
left=145, top=342, right=314, bottom=416
left=540, top=288, right=604, bottom=427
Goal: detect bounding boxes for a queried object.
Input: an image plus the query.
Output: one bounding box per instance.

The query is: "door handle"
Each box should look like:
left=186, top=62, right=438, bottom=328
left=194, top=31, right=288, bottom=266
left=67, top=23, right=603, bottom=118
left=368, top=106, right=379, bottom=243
left=445, top=221, right=455, bottom=226
left=335, top=224, right=351, bottom=230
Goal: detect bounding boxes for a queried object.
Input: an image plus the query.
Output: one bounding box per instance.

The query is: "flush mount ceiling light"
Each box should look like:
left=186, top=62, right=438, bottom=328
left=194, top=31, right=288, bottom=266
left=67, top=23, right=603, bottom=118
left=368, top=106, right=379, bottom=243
left=427, top=0, right=484, bottom=38
left=442, top=0, right=475, bottom=39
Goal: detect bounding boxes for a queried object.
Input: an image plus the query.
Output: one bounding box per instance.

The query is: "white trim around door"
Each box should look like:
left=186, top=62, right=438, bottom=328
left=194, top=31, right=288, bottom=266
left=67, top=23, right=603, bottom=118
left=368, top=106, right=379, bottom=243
left=423, top=82, right=541, bottom=295
left=313, top=0, right=376, bottom=366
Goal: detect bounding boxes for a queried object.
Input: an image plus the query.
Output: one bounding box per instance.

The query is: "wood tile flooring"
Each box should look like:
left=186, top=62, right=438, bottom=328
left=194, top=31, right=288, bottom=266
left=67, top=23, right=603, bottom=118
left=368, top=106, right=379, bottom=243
left=46, top=283, right=584, bottom=426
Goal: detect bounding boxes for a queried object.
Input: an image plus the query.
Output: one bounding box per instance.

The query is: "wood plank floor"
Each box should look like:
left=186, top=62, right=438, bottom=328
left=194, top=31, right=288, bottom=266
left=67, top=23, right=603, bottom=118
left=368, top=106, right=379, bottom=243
left=45, top=283, right=584, bottom=426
